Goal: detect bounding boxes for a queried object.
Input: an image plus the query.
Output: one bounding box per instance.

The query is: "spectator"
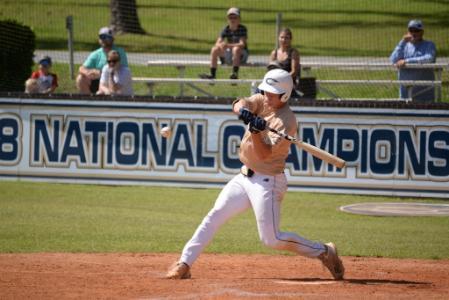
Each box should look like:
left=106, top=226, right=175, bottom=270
left=29, top=56, right=58, bottom=94
left=77, top=27, right=128, bottom=94
left=97, top=50, right=133, bottom=96
left=390, top=20, right=437, bottom=102
left=268, top=28, right=301, bottom=97
left=199, top=7, right=248, bottom=80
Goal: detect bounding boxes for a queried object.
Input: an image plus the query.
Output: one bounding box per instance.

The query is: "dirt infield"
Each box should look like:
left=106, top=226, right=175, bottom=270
left=1, top=253, right=448, bottom=299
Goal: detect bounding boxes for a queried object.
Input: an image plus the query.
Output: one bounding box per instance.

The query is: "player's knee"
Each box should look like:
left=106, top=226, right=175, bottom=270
left=260, top=235, right=284, bottom=250
left=232, top=47, right=242, bottom=55
left=211, top=45, right=221, bottom=54
left=76, top=74, right=87, bottom=86
left=203, top=208, right=228, bottom=228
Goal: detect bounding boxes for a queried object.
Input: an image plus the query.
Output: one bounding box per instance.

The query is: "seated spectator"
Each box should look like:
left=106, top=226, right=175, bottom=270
left=97, top=50, right=133, bottom=96
left=389, top=20, right=437, bottom=102
left=29, top=56, right=58, bottom=94
left=199, top=7, right=248, bottom=80
left=77, top=27, right=128, bottom=94
left=269, top=28, right=300, bottom=96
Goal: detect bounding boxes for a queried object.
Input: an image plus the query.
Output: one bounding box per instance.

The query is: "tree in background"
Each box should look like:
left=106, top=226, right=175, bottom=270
left=110, top=0, right=146, bottom=34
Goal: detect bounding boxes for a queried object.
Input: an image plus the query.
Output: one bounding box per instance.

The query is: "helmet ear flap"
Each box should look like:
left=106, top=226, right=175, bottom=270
left=280, top=91, right=291, bottom=102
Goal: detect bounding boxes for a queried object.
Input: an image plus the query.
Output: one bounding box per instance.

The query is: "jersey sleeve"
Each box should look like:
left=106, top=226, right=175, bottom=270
left=100, top=65, right=109, bottom=83
left=52, top=74, right=58, bottom=87
left=220, top=26, right=228, bottom=39
left=83, top=51, right=98, bottom=68
left=233, top=94, right=264, bottom=114
left=240, top=25, right=248, bottom=38
left=116, top=47, right=128, bottom=67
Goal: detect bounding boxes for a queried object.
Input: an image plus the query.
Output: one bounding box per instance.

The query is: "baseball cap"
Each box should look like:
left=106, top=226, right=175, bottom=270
left=408, top=19, right=423, bottom=30
left=227, top=7, right=240, bottom=16
left=98, top=27, right=113, bottom=38
left=39, top=56, right=52, bottom=67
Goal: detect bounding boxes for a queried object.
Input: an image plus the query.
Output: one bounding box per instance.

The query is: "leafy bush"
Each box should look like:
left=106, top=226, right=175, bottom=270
left=0, top=20, right=36, bottom=92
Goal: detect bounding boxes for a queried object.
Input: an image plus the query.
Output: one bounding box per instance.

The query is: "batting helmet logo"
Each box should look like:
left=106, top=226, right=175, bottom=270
left=266, top=78, right=279, bottom=86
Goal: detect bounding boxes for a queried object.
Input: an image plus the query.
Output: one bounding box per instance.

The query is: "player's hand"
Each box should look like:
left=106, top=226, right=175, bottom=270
left=88, top=70, right=100, bottom=80
left=395, top=59, right=406, bottom=68
left=249, top=116, right=267, bottom=134
left=402, top=33, right=412, bottom=43
left=239, top=108, right=254, bottom=125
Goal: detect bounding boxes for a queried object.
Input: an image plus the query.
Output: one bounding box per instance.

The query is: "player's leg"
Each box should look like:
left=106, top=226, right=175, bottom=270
left=167, top=174, right=251, bottom=279
left=199, top=45, right=225, bottom=79
left=246, top=172, right=326, bottom=257
left=246, top=172, right=344, bottom=279
left=76, top=73, right=92, bottom=94
left=230, top=47, right=242, bottom=79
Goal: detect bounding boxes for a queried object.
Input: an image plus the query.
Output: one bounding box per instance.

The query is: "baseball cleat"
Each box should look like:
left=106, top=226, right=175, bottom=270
left=165, top=261, right=191, bottom=279
left=318, top=242, right=345, bottom=280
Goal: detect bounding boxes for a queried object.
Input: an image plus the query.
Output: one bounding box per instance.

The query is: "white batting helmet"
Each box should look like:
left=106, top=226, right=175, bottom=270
left=258, top=69, right=293, bottom=102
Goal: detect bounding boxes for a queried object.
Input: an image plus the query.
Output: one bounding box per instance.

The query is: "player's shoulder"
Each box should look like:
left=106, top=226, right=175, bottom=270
left=282, top=105, right=298, bottom=126
left=112, top=45, right=127, bottom=53
left=31, top=71, right=40, bottom=78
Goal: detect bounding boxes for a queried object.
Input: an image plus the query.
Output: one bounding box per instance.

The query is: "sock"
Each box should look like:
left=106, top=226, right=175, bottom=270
left=210, top=68, right=217, bottom=78
left=232, top=66, right=239, bottom=75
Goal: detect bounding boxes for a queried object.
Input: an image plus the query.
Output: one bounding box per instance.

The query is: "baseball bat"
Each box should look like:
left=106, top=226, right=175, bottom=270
left=267, top=126, right=346, bottom=169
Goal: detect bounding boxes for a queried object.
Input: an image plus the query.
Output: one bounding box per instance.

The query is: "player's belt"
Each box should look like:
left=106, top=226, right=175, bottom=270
left=240, top=165, right=254, bottom=177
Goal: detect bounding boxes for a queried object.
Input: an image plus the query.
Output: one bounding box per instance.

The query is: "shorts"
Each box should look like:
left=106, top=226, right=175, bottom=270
left=220, top=48, right=249, bottom=65
left=90, top=79, right=100, bottom=94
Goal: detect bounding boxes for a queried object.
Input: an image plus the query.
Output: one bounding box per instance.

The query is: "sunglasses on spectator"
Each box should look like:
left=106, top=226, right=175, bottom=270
left=409, top=28, right=422, bottom=33
left=107, top=59, right=119, bottom=64
left=228, top=15, right=239, bottom=20
left=99, top=34, right=113, bottom=40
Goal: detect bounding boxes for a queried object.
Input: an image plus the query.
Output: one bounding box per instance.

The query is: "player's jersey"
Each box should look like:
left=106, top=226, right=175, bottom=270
left=236, top=94, right=297, bottom=175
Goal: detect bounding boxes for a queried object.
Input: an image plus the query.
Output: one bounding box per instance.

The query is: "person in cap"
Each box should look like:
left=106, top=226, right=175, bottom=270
left=390, top=20, right=437, bottom=102
left=97, top=50, right=133, bottom=96
left=199, top=7, right=249, bottom=80
left=28, top=56, right=58, bottom=94
left=76, top=27, right=128, bottom=94
left=166, top=69, right=345, bottom=281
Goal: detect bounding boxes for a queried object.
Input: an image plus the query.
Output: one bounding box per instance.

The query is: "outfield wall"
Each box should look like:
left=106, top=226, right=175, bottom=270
left=0, top=97, right=448, bottom=198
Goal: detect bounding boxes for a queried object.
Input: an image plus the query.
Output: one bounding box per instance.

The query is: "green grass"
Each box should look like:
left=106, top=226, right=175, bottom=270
left=1, top=181, right=448, bottom=259
left=1, top=0, right=448, bottom=56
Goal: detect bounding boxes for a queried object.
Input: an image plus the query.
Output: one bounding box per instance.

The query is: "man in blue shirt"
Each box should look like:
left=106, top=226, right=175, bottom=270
left=76, top=27, right=128, bottom=94
left=390, top=20, right=437, bottom=102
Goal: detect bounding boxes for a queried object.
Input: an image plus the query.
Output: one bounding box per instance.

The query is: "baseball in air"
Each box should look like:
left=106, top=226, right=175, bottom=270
left=160, top=126, right=172, bottom=138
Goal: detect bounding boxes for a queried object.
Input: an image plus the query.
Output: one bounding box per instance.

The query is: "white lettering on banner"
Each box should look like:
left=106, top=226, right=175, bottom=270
left=30, top=115, right=217, bottom=171
left=0, top=113, right=22, bottom=166
left=288, top=123, right=449, bottom=180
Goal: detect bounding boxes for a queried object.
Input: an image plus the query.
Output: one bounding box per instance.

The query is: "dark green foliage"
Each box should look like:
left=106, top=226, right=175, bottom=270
left=0, top=20, right=36, bottom=92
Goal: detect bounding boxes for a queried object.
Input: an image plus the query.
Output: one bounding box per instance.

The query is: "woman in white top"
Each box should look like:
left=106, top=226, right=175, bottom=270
left=97, top=50, right=133, bottom=96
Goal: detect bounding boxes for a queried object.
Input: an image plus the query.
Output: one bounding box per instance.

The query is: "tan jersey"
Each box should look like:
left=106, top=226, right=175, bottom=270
left=235, top=94, right=298, bottom=175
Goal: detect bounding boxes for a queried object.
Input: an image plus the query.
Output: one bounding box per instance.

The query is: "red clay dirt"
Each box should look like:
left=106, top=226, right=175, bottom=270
left=1, top=253, right=448, bottom=299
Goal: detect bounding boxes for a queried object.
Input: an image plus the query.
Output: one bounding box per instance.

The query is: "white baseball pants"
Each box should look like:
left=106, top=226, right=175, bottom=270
left=180, top=171, right=326, bottom=267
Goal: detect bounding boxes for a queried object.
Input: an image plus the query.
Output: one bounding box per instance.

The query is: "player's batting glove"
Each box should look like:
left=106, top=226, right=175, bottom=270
left=249, top=116, right=267, bottom=134
left=239, top=108, right=254, bottom=125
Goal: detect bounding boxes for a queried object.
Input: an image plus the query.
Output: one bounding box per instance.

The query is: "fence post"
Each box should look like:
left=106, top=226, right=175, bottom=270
left=275, top=13, right=282, bottom=49
left=66, top=16, right=74, bottom=80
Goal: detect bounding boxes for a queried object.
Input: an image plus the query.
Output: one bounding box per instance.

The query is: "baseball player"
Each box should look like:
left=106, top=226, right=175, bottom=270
left=166, top=69, right=345, bottom=280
